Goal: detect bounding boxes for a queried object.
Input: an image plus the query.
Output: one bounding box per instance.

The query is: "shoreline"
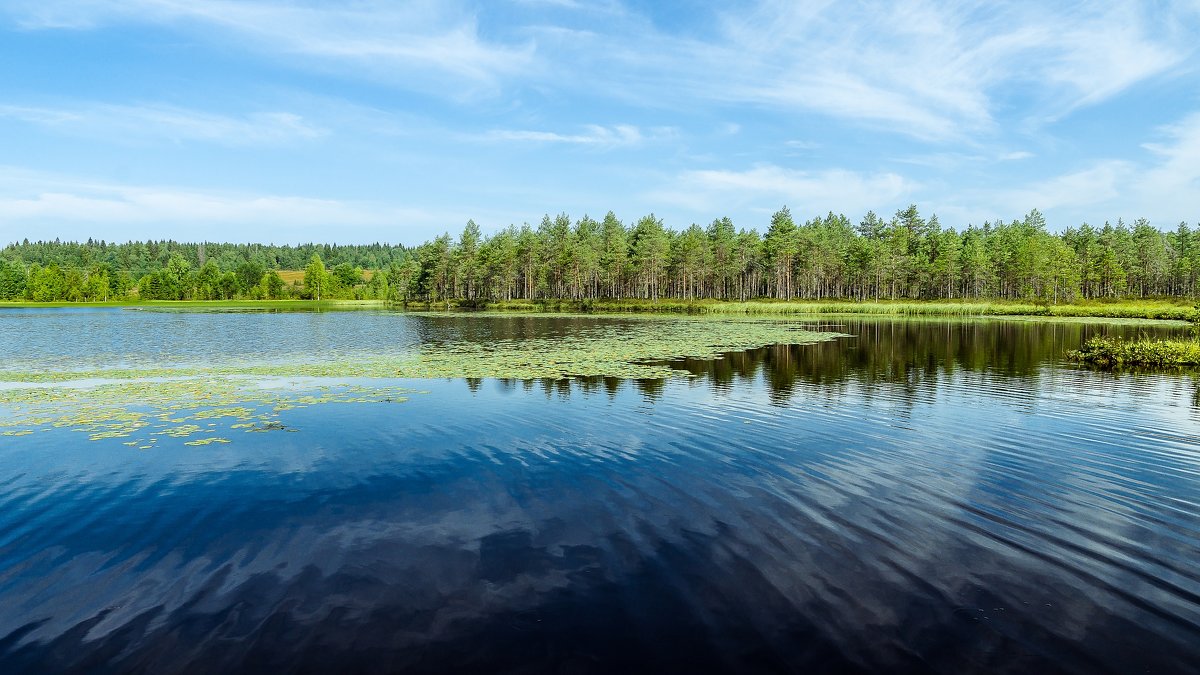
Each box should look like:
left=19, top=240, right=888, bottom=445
left=1, top=298, right=1195, bottom=322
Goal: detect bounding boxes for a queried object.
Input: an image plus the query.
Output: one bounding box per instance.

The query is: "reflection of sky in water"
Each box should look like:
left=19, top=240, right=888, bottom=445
left=0, top=312, right=1197, bottom=673
left=0, top=307, right=428, bottom=371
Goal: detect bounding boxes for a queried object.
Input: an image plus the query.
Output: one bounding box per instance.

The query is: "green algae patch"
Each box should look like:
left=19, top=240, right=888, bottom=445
left=0, top=379, right=416, bottom=448
left=0, top=315, right=843, bottom=383
left=396, top=316, right=841, bottom=380
left=0, top=315, right=845, bottom=447
left=184, top=437, right=231, bottom=446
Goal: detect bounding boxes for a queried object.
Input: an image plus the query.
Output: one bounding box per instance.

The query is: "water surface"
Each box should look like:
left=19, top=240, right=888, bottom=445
left=0, top=309, right=1197, bottom=674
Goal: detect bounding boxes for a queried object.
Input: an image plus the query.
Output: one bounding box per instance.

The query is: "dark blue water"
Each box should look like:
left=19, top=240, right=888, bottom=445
left=1, top=310, right=1198, bottom=673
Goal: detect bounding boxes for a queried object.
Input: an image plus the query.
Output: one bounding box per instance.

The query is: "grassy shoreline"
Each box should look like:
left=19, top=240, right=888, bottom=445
left=0, top=298, right=1196, bottom=322
left=486, top=298, right=1198, bottom=321
left=0, top=299, right=388, bottom=310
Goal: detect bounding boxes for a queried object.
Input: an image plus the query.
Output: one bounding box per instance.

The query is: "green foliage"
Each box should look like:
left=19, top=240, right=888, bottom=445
left=331, top=262, right=359, bottom=286
left=235, top=260, right=266, bottom=293
left=0, top=259, right=24, bottom=300
left=6, top=207, right=1200, bottom=305
left=1068, top=336, right=1200, bottom=367
left=303, top=254, right=330, bottom=301
left=260, top=270, right=286, bottom=300
left=1, top=239, right=407, bottom=277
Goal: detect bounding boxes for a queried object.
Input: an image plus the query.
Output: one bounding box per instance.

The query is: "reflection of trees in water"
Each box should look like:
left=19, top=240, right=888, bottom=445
left=666, top=319, right=1166, bottom=405
left=464, top=319, right=1188, bottom=405
left=633, top=378, right=666, bottom=402
left=424, top=313, right=643, bottom=344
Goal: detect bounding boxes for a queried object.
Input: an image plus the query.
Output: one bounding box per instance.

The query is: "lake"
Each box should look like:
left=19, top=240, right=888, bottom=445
left=0, top=308, right=1197, bottom=674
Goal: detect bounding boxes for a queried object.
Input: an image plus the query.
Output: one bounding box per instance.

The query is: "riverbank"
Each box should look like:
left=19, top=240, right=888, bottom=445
left=484, top=298, right=1199, bottom=321
left=1, top=298, right=1196, bottom=321
left=0, top=299, right=388, bottom=310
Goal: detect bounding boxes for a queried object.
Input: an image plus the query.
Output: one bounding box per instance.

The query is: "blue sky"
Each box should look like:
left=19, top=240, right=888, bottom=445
left=1, top=0, right=1199, bottom=245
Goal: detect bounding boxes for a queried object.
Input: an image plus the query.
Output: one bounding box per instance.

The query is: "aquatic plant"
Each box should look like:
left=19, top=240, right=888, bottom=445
left=487, top=299, right=1199, bottom=322
left=0, top=379, right=415, bottom=449
left=0, top=315, right=844, bottom=446
left=1067, top=336, right=1200, bottom=367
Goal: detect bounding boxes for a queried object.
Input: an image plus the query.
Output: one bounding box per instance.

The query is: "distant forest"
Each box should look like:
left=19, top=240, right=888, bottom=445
left=2, top=206, right=1199, bottom=303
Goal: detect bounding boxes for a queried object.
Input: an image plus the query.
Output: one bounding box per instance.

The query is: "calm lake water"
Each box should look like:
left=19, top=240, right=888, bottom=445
left=1, top=308, right=1198, bottom=674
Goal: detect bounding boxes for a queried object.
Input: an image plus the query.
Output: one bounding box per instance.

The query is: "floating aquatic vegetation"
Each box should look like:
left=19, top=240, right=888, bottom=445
left=0, top=378, right=415, bottom=449
left=0, top=314, right=844, bottom=447
left=183, top=437, right=231, bottom=446
left=1, top=315, right=841, bottom=382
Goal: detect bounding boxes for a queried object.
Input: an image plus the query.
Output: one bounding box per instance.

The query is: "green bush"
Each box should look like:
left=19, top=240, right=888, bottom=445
left=1068, top=336, right=1200, bottom=367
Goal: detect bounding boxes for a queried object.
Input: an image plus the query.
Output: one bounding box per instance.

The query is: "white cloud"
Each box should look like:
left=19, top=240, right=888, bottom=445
left=7, top=1, right=1193, bottom=141
left=0, top=167, right=454, bottom=243
left=1, top=1, right=1198, bottom=240
left=728, top=2, right=1190, bottom=137
left=651, top=164, right=917, bottom=217
left=481, top=124, right=662, bottom=147
left=999, top=161, right=1130, bottom=211
left=1035, top=3, right=1182, bottom=115
left=528, top=1, right=1195, bottom=141
left=933, top=111, right=1200, bottom=227
left=508, top=0, right=587, bottom=9
left=1132, top=112, right=1200, bottom=219
left=4, top=0, right=534, bottom=93
left=0, top=103, right=325, bottom=145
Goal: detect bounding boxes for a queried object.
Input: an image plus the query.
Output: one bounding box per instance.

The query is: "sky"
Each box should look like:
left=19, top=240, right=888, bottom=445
left=1, top=0, right=1199, bottom=245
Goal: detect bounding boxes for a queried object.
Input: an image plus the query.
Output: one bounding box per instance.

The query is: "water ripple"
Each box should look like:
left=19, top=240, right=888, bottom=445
left=0, top=314, right=1197, bottom=673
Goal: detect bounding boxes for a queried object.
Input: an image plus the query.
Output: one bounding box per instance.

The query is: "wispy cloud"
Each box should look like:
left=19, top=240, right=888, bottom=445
left=994, top=161, right=1130, bottom=212
left=8, top=1, right=1194, bottom=141
left=0, top=167, right=455, bottom=242
left=528, top=1, right=1195, bottom=141
left=1131, top=112, right=1200, bottom=221
left=0, top=102, right=324, bottom=146
left=651, top=164, right=917, bottom=217
left=736, top=1, right=1190, bottom=137
left=1033, top=2, right=1183, bottom=116
left=934, top=110, right=1200, bottom=227
left=480, top=124, right=668, bottom=147
left=4, top=0, right=534, bottom=93
left=508, top=0, right=587, bottom=10
left=2, top=1, right=1198, bottom=241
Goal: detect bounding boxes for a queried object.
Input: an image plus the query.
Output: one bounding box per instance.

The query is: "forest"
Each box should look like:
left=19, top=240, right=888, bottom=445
left=2, top=206, right=1198, bottom=304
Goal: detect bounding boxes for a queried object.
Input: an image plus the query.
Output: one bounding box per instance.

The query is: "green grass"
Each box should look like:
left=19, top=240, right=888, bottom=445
left=1068, top=335, right=1200, bottom=367
left=135, top=299, right=390, bottom=311
left=3, top=297, right=1197, bottom=322
left=0, top=299, right=390, bottom=310
left=485, top=298, right=1199, bottom=322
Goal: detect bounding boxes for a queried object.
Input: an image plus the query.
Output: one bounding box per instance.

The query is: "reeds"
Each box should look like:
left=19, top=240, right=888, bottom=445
left=486, top=299, right=1198, bottom=321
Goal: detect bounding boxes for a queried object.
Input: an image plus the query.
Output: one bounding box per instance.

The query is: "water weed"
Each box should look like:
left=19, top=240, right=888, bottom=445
left=0, top=315, right=844, bottom=446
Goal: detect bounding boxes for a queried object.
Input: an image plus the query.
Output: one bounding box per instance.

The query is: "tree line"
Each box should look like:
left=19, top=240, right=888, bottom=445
left=2, top=206, right=1199, bottom=303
